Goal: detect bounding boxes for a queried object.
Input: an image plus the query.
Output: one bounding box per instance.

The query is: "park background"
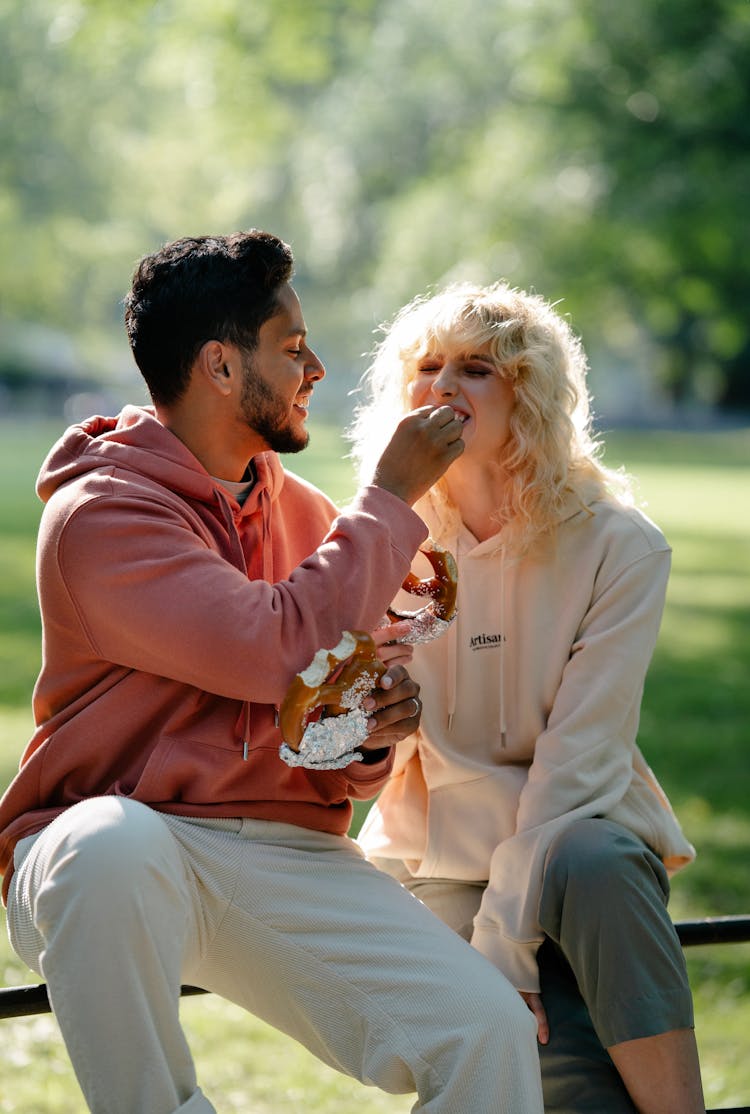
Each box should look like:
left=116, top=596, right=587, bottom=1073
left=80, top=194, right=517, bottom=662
left=1, top=0, right=748, bottom=1110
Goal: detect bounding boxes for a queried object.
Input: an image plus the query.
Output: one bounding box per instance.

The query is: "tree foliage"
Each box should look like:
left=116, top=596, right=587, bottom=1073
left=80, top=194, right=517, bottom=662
left=1, top=0, right=747, bottom=413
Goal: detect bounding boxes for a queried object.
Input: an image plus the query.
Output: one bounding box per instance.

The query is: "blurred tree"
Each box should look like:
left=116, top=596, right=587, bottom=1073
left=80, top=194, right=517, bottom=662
left=564, top=0, right=750, bottom=408
left=0, top=0, right=382, bottom=395
left=277, top=0, right=749, bottom=411
left=0, top=0, right=747, bottom=414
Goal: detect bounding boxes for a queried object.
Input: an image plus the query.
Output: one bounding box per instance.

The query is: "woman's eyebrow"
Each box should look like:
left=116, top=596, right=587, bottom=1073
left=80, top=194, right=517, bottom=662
left=459, top=351, right=496, bottom=363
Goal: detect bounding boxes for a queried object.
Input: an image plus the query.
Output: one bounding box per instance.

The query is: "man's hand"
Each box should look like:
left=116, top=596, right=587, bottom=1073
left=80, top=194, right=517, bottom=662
left=359, top=662, right=421, bottom=751
left=370, top=405, right=465, bottom=506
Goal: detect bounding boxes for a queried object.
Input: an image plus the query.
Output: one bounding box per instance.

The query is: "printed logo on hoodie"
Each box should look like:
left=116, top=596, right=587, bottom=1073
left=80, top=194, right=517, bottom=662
left=469, top=632, right=506, bottom=651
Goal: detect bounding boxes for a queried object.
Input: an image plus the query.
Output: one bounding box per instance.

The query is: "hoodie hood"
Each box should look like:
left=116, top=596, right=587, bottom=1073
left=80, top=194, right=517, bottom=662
left=411, top=479, right=606, bottom=734
left=36, top=405, right=286, bottom=516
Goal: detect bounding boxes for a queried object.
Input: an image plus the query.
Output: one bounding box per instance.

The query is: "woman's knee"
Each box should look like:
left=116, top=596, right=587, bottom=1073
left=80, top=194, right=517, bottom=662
left=545, top=819, right=662, bottom=888
left=540, top=819, right=668, bottom=933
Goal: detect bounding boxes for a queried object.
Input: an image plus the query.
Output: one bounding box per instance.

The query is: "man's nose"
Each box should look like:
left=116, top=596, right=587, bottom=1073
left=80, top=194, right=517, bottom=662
left=304, top=346, right=325, bottom=381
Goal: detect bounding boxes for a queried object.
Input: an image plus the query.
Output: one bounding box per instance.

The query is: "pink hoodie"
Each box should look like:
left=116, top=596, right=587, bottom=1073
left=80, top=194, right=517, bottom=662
left=0, top=406, right=427, bottom=899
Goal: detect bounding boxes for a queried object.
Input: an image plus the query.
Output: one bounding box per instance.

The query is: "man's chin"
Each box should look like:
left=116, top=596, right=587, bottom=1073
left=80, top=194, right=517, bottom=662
left=272, top=429, right=309, bottom=455
left=283, top=436, right=309, bottom=455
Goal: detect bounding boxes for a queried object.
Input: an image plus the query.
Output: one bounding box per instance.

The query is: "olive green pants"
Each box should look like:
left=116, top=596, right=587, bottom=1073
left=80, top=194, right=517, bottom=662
left=374, top=817, right=694, bottom=1114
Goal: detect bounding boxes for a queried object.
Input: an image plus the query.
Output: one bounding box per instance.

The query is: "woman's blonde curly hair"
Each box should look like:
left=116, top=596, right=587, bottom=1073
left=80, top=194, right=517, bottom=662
left=347, top=281, right=632, bottom=555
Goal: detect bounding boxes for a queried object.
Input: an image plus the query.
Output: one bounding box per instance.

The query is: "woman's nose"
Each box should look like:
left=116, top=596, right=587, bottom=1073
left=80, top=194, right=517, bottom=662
left=431, top=365, right=457, bottom=397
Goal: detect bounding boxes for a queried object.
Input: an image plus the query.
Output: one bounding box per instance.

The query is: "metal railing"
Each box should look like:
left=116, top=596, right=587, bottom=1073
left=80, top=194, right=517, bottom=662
left=2, top=914, right=749, bottom=1111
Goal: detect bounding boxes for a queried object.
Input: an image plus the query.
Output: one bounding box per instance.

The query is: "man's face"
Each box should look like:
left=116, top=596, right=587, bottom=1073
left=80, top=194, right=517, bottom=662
left=238, top=284, right=325, bottom=454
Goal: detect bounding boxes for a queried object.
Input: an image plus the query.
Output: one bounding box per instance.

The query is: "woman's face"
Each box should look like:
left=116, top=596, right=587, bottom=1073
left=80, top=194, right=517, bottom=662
left=406, top=341, right=515, bottom=463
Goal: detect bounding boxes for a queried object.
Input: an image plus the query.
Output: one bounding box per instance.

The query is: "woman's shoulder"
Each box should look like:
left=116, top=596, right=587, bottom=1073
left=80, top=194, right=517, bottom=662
left=592, top=498, right=668, bottom=547
left=570, top=497, right=671, bottom=574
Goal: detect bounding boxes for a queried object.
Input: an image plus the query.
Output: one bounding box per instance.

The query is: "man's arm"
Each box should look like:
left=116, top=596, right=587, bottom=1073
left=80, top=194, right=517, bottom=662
left=43, top=407, right=464, bottom=709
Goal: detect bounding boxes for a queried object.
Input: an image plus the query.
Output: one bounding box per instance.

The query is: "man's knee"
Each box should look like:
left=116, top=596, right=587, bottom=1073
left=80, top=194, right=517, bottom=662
left=451, top=959, right=538, bottom=1051
left=36, top=797, right=177, bottom=899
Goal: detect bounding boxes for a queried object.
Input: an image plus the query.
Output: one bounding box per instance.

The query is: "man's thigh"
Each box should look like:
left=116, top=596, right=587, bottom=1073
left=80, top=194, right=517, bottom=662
left=179, top=821, right=532, bottom=1094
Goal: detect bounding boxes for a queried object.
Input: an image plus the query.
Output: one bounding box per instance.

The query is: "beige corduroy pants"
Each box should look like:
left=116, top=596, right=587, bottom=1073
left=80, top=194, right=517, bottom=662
left=7, top=796, right=543, bottom=1114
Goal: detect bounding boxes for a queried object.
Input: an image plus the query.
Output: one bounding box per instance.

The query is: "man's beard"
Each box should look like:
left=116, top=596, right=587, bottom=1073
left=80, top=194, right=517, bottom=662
left=240, top=352, right=309, bottom=454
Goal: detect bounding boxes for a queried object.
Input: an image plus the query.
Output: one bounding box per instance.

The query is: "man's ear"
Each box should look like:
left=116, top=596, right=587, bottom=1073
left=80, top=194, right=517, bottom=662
left=199, top=340, right=234, bottom=395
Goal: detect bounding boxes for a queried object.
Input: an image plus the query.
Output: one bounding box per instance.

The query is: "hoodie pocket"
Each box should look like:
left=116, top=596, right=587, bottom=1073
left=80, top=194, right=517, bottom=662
left=121, top=734, right=242, bottom=806
left=420, top=765, right=528, bottom=880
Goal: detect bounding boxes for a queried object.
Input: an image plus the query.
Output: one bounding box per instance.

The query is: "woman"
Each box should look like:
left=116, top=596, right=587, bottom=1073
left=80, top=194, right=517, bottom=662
left=349, top=281, right=705, bottom=1114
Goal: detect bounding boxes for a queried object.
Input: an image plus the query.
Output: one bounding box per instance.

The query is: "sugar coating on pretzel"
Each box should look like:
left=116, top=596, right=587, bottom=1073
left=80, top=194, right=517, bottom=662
left=279, top=630, right=386, bottom=754
left=387, top=540, right=458, bottom=645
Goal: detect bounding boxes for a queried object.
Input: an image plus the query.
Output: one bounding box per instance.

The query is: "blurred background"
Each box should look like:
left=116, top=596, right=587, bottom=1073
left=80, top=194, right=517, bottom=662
left=1, top=3, right=749, bottom=1110
left=1, top=0, right=748, bottom=427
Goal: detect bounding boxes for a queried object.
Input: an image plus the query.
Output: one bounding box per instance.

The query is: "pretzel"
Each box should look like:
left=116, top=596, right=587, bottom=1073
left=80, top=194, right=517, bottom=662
left=279, top=630, right=386, bottom=765
left=277, top=543, right=457, bottom=768
left=387, top=540, right=458, bottom=644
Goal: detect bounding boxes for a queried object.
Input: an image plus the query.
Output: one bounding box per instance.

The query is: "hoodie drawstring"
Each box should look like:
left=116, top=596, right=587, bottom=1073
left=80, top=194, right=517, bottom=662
left=260, top=487, right=273, bottom=582
left=499, top=550, right=507, bottom=748
left=446, top=533, right=459, bottom=733
left=236, top=476, right=275, bottom=761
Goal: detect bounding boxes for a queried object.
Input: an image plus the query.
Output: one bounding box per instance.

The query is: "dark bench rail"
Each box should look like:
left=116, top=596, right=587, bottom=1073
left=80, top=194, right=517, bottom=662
left=0, top=980, right=208, bottom=1020
left=675, top=915, right=750, bottom=948
left=2, top=915, right=749, bottom=1111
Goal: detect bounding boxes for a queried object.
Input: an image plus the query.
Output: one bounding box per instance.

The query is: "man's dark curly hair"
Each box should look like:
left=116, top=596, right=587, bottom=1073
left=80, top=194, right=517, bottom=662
left=124, top=230, right=294, bottom=405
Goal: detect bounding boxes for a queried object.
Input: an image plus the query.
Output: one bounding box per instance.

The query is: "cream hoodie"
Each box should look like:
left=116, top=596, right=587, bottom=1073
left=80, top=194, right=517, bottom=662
left=359, top=486, right=695, bottom=992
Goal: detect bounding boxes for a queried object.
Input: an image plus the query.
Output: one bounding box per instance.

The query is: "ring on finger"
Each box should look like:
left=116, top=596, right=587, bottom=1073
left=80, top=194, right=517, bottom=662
left=409, top=697, right=421, bottom=717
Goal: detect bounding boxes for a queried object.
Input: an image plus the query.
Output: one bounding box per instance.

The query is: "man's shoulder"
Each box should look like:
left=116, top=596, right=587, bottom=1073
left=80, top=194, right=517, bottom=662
left=279, top=467, right=339, bottom=518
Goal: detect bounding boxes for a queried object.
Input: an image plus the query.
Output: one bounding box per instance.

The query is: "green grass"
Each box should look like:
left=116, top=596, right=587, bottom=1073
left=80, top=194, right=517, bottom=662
left=0, top=418, right=749, bottom=1111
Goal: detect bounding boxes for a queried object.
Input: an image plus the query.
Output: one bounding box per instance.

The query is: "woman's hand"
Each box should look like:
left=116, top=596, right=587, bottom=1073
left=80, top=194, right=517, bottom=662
left=520, top=991, right=549, bottom=1045
left=370, top=620, right=415, bottom=668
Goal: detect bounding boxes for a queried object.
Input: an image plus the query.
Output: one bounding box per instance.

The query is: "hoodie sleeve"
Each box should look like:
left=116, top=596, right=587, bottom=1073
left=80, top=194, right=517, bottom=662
left=42, top=480, right=427, bottom=706
left=470, top=543, right=671, bottom=992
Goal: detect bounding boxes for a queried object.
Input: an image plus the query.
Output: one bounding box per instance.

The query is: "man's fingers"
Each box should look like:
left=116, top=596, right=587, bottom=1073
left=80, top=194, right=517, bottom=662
left=362, top=667, right=418, bottom=715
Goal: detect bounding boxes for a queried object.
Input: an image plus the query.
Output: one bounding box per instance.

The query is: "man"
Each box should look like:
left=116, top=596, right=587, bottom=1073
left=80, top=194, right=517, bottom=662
left=0, top=231, right=543, bottom=1114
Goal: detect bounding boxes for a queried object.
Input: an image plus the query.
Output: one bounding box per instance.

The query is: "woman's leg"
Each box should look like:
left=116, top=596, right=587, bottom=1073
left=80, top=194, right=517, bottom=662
left=540, top=818, right=705, bottom=1114
left=536, top=938, right=638, bottom=1113
left=373, top=857, right=637, bottom=1114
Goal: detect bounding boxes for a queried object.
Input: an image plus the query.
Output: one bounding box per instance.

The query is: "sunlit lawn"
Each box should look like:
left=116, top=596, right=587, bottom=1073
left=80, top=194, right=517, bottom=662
left=0, top=418, right=748, bottom=1111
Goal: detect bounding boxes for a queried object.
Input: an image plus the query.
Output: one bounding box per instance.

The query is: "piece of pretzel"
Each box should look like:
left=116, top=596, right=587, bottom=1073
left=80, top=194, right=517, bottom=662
left=387, top=539, right=458, bottom=644
left=278, top=542, right=458, bottom=763
left=279, top=630, right=386, bottom=753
